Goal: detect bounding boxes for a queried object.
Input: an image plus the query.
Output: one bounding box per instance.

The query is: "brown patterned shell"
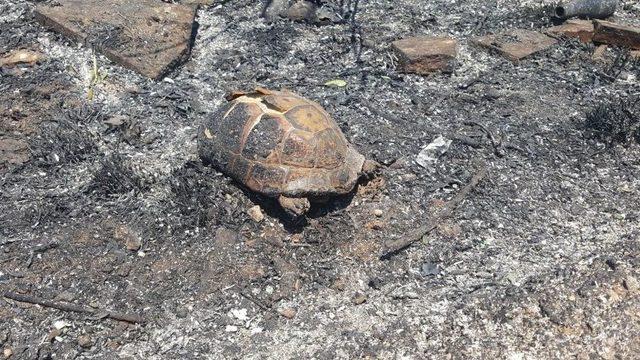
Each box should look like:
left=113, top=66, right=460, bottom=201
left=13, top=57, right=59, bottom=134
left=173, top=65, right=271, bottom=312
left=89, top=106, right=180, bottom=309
left=198, top=88, right=365, bottom=197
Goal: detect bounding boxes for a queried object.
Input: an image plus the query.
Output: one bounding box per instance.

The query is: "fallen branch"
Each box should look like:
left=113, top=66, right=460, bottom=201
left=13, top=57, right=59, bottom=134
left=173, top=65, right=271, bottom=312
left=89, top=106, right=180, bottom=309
left=3, top=291, right=145, bottom=324
left=240, top=291, right=271, bottom=312
left=380, top=165, right=488, bottom=259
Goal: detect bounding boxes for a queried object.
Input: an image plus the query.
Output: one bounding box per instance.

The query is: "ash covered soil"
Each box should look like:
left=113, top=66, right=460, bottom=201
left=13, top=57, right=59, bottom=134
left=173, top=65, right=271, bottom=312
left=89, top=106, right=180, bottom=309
left=1, top=0, right=640, bottom=358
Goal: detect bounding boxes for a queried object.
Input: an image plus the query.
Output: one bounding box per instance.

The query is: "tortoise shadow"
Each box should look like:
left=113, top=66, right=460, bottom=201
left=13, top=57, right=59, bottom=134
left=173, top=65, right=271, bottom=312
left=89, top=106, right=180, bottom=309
left=239, top=186, right=357, bottom=233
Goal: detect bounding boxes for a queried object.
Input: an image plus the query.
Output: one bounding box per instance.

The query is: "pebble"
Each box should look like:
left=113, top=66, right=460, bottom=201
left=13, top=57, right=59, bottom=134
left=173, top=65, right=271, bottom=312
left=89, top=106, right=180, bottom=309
left=352, top=292, right=367, bottom=305
left=77, top=335, right=92, bottom=348
left=3, top=348, right=12, bottom=359
left=373, top=209, right=383, bottom=217
left=225, top=325, right=239, bottom=332
left=624, top=276, right=639, bottom=293
left=421, top=262, right=441, bottom=276
left=247, top=206, right=264, bottom=223
left=230, top=308, right=249, bottom=321
left=278, top=307, right=297, bottom=319
left=175, top=305, right=188, bottom=319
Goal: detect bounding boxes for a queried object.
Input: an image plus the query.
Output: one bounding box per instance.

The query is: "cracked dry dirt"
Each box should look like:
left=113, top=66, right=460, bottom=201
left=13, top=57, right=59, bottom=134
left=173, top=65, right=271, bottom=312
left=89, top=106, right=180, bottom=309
left=1, top=0, right=640, bottom=359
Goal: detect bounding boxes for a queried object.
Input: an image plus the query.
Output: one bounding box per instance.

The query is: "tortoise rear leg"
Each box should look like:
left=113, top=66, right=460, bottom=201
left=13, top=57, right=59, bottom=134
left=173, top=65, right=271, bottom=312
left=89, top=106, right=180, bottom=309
left=278, top=196, right=311, bottom=217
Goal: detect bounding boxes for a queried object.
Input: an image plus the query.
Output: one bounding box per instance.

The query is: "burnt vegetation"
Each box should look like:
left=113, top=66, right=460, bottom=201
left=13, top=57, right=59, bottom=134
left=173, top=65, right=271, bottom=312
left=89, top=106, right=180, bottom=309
left=585, top=96, right=640, bottom=146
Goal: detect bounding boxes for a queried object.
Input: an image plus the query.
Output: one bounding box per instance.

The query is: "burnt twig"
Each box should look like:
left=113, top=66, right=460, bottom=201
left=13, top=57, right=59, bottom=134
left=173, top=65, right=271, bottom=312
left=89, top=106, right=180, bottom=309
left=3, top=291, right=145, bottom=324
left=464, top=121, right=506, bottom=157
left=381, top=165, right=488, bottom=259
left=25, top=242, right=58, bottom=268
left=240, top=291, right=272, bottom=312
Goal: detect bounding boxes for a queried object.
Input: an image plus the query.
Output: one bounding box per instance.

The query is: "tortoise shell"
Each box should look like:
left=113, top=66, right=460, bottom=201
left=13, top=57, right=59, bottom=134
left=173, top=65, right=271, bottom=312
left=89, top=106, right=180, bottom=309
left=198, top=88, right=365, bottom=197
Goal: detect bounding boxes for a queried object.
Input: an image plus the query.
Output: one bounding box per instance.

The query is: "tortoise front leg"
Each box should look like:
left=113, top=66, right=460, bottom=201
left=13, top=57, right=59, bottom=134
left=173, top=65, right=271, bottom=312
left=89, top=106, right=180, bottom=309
left=278, top=196, right=310, bottom=217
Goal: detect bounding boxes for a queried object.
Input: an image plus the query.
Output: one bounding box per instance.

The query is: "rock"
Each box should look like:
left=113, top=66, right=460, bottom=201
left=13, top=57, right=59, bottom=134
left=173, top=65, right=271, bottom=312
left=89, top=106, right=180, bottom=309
left=224, top=325, right=239, bottom=332
left=278, top=307, right=297, bottom=319
left=0, top=50, right=43, bottom=67
left=416, top=135, right=452, bottom=168
left=175, top=305, right=189, bottom=318
left=3, top=348, right=12, bottom=359
left=592, top=45, right=608, bottom=62
left=287, top=1, right=317, bottom=22
left=473, top=29, right=558, bottom=62
left=104, top=115, right=127, bottom=127
left=34, top=0, right=197, bottom=80
left=77, top=335, right=92, bottom=349
left=263, top=0, right=290, bottom=21
left=247, top=206, right=265, bottom=223
left=53, top=320, right=70, bottom=330
left=624, top=276, right=639, bottom=293
left=391, top=36, right=458, bottom=74
left=373, top=209, right=383, bottom=217
left=546, top=20, right=595, bottom=43
left=352, top=292, right=367, bottom=305
left=230, top=308, right=249, bottom=322
left=593, top=20, right=640, bottom=49
left=114, top=225, right=141, bottom=251
left=421, top=262, right=441, bottom=276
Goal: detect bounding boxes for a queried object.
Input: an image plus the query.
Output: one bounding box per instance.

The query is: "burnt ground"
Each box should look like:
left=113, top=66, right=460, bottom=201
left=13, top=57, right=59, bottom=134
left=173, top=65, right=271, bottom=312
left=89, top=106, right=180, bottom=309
left=1, top=0, right=640, bottom=358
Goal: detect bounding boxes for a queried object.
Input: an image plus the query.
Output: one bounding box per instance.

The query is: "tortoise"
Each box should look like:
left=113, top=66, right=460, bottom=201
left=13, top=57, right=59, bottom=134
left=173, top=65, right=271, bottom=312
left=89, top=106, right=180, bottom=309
left=197, top=87, right=376, bottom=216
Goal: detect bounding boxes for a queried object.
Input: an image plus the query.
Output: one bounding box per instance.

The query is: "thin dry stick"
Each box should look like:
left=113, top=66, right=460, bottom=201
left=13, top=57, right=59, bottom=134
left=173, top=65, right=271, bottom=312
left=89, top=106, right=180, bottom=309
left=381, top=165, right=488, bottom=259
left=3, top=291, right=145, bottom=324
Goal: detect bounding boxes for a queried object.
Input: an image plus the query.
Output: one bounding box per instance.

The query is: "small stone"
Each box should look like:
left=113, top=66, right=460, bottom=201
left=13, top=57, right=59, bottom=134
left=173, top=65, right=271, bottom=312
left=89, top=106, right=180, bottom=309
left=104, top=115, right=127, bottom=127
left=391, top=36, right=458, bottom=74
left=3, top=348, right=12, bottom=359
left=53, top=320, right=70, bottom=330
left=373, top=209, right=383, bottom=217
left=593, top=20, right=640, bottom=50
left=77, top=335, right=92, bottom=348
left=248, top=206, right=265, bottom=223
left=421, top=262, right=441, bottom=276
left=225, top=325, right=239, bottom=332
left=473, top=29, right=558, bottom=61
left=175, top=305, right=188, bottom=318
left=352, top=292, right=367, bottom=305
left=592, top=45, right=608, bottom=62
left=547, top=20, right=594, bottom=43
left=332, top=278, right=346, bottom=291
left=624, top=276, right=639, bottom=293
left=230, top=308, right=249, bottom=321
left=416, top=135, right=452, bottom=168
left=287, top=0, right=317, bottom=22
left=278, top=307, right=296, bottom=319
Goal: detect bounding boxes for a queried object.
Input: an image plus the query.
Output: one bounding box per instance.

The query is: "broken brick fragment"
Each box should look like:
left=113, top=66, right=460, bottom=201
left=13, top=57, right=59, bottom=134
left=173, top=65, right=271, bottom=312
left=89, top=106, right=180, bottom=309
left=472, top=29, right=558, bottom=62
left=547, top=20, right=595, bottom=43
left=391, top=36, right=458, bottom=74
left=593, top=20, right=640, bottom=50
left=34, top=0, right=197, bottom=80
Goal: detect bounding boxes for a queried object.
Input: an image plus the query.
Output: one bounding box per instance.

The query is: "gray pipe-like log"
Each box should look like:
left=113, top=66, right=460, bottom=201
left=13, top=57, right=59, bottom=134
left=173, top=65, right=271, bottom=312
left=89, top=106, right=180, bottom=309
left=555, top=0, right=618, bottom=19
